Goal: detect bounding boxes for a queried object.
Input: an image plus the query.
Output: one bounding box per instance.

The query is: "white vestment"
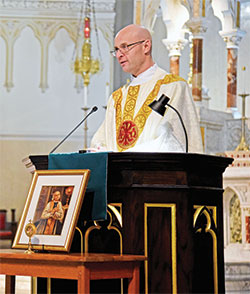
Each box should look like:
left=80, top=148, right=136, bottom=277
left=91, top=65, right=203, bottom=153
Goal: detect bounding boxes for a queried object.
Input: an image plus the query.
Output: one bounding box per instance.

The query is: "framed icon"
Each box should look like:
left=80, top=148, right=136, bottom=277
left=12, top=169, right=90, bottom=252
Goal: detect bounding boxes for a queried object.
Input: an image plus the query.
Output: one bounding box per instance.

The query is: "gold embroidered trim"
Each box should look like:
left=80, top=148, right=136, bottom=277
left=113, top=74, right=185, bottom=151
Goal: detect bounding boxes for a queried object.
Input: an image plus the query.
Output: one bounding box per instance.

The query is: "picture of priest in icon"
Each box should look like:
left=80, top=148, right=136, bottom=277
left=34, top=186, right=74, bottom=235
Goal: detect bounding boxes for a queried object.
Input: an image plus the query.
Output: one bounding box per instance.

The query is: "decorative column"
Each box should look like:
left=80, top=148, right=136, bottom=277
left=0, top=20, right=22, bottom=92
left=160, top=0, right=189, bottom=77
left=162, top=39, right=187, bottom=76
left=134, top=0, right=143, bottom=25
left=220, top=30, right=245, bottom=111
left=186, top=18, right=208, bottom=102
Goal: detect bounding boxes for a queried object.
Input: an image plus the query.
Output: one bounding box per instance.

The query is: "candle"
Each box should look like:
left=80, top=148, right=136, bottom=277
left=242, top=66, right=246, bottom=94
left=84, top=17, right=90, bottom=39
left=106, top=82, right=109, bottom=104
left=84, top=86, right=88, bottom=107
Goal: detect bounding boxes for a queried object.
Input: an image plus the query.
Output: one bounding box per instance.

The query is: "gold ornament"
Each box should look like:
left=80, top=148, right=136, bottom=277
left=24, top=219, right=36, bottom=254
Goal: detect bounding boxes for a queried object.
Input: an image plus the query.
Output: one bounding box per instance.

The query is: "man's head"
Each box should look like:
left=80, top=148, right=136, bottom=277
left=113, top=24, right=154, bottom=77
left=52, top=190, right=61, bottom=201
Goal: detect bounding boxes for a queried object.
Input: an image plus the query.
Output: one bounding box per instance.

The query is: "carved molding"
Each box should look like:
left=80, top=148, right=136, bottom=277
left=225, top=263, right=250, bottom=292
left=0, top=0, right=116, bottom=14
left=234, top=185, right=248, bottom=202
left=243, top=207, right=250, bottom=214
left=162, top=38, right=188, bottom=57
left=220, top=29, right=246, bottom=49
left=197, top=106, right=250, bottom=154
left=186, top=17, right=208, bottom=38
left=226, top=119, right=250, bottom=151
left=0, top=19, right=79, bottom=92
left=225, top=262, right=250, bottom=276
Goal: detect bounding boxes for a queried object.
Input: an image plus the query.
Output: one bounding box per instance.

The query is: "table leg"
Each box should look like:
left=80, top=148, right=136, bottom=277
left=5, top=275, right=15, bottom=294
left=78, top=266, right=90, bottom=294
left=128, top=265, right=140, bottom=294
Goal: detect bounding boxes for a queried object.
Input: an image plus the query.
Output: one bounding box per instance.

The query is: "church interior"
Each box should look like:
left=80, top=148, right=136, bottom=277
left=0, top=0, right=250, bottom=293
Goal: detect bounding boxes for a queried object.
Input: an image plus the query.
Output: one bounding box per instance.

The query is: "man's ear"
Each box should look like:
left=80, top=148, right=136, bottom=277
left=144, top=39, right=152, bottom=54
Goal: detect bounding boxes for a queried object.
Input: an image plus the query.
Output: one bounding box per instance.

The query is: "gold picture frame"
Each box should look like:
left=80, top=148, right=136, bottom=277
left=12, top=169, right=90, bottom=252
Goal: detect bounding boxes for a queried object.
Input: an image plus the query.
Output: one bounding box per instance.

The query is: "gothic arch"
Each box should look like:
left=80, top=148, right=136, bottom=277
left=212, top=0, right=237, bottom=32
left=224, top=184, right=245, bottom=204
left=142, top=0, right=161, bottom=33
left=223, top=186, right=242, bottom=246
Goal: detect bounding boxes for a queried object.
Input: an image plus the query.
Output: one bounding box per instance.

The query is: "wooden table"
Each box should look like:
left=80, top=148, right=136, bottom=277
left=0, top=249, right=146, bottom=294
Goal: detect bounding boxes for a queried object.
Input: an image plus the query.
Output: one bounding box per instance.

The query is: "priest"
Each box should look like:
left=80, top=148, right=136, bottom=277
left=91, top=24, right=203, bottom=153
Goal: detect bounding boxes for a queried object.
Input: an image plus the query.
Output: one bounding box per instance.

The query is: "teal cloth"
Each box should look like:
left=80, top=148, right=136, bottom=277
left=48, top=152, right=108, bottom=220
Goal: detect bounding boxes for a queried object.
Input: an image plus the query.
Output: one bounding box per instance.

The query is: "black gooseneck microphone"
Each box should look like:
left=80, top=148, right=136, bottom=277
left=148, top=94, right=188, bottom=153
left=49, top=106, right=98, bottom=154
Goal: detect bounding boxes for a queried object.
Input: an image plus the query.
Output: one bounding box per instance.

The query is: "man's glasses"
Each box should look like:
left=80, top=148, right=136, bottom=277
left=110, top=40, right=145, bottom=57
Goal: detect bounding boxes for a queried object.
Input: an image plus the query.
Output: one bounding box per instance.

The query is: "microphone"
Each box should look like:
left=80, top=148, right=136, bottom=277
left=49, top=106, right=98, bottom=154
left=148, top=94, right=188, bottom=153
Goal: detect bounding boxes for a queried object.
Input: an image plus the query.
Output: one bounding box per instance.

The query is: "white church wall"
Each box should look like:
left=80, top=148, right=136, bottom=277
left=151, top=14, right=170, bottom=74
left=237, top=13, right=250, bottom=117
left=1, top=26, right=108, bottom=141
left=0, top=2, right=114, bottom=222
left=0, top=27, right=107, bottom=222
left=113, top=0, right=134, bottom=90
left=236, top=2, right=250, bottom=118
left=202, top=8, right=228, bottom=112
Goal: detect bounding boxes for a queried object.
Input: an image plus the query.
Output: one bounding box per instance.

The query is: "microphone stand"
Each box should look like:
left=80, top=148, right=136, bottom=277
left=49, top=106, right=98, bottom=154
left=82, top=106, right=90, bottom=149
left=165, top=103, right=188, bottom=153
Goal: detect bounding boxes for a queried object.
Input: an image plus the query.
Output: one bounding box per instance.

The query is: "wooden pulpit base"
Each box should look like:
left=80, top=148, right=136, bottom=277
left=0, top=249, right=145, bottom=294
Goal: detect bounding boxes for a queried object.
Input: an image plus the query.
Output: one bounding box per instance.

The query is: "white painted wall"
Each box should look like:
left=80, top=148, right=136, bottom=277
left=0, top=4, right=112, bottom=222
left=0, top=26, right=109, bottom=143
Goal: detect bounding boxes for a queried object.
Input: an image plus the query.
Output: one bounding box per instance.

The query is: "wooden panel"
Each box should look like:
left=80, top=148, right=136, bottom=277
left=26, top=152, right=233, bottom=293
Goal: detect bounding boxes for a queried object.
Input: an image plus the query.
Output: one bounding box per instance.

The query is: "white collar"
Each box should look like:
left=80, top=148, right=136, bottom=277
left=129, top=64, right=157, bottom=86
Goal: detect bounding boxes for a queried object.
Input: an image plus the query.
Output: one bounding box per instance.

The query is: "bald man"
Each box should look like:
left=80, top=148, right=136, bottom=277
left=91, top=24, right=203, bottom=153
